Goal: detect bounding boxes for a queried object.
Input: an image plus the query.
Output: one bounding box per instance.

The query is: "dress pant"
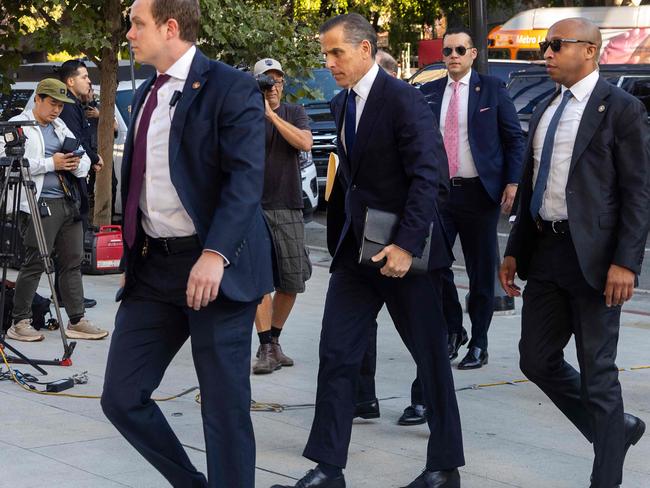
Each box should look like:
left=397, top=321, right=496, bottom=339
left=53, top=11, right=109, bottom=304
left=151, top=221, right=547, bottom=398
left=101, top=245, right=258, bottom=488
left=441, top=178, right=500, bottom=349
left=305, top=238, right=464, bottom=470
left=357, top=320, right=378, bottom=403
left=519, top=231, right=624, bottom=488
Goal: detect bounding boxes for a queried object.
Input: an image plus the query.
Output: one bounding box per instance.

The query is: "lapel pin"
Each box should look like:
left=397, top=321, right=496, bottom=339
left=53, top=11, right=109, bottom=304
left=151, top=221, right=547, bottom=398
left=475, top=86, right=480, bottom=92
left=192, top=81, right=201, bottom=89
left=598, top=104, right=605, bottom=113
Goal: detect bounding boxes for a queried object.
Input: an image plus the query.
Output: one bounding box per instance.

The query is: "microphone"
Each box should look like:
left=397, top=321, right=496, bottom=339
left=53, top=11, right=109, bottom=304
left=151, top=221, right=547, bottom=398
left=169, top=90, right=182, bottom=108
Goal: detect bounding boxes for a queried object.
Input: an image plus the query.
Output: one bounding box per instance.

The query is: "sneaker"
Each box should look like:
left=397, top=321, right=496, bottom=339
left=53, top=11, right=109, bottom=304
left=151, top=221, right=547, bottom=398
left=271, top=337, right=294, bottom=366
left=252, top=343, right=281, bottom=374
left=65, top=318, right=109, bottom=340
left=6, top=319, right=44, bottom=342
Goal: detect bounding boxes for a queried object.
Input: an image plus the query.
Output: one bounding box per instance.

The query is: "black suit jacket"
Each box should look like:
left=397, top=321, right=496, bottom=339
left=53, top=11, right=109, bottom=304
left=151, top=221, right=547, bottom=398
left=121, top=49, right=274, bottom=302
left=506, top=76, right=650, bottom=291
left=327, top=67, right=453, bottom=271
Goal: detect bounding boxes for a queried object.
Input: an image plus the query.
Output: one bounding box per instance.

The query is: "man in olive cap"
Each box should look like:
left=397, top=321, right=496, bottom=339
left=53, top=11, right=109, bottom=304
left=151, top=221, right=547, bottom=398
left=0, top=78, right=109, bottom=342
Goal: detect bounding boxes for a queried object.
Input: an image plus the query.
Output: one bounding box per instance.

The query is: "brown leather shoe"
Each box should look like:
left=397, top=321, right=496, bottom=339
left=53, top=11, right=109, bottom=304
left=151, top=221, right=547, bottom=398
left=271, top=337, right=294, bottom=366
left=252, top=344, right=281, bottom=374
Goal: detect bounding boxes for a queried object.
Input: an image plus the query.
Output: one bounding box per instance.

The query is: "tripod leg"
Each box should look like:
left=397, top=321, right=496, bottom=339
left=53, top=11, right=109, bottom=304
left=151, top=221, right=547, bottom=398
left=0, top=339, right=48, bottom=375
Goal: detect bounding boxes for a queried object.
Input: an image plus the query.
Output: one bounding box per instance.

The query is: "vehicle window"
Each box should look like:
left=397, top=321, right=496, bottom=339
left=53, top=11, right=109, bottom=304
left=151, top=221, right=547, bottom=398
left=285, top=69, right=342, bottom=104
left=115, top=89, right=135, bottom=125
left=411, top=67, right=448, bottom=86
left=507, top=75, right=556, bottom=115
left=0, top=90, right=33, bottom=121
left=516, top=50, right=543, bottom=61
left=620, top=76, right=650, bottom=113
left=489, top=49, right=511, bottom=60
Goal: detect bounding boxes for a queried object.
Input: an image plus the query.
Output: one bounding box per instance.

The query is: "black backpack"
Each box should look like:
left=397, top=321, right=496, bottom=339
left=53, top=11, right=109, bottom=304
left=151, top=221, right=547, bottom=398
left=1, top=281, right=55, bottom=331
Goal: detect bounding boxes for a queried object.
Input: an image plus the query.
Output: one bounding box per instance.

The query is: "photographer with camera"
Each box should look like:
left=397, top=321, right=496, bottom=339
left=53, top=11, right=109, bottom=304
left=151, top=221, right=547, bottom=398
left=251, top=58, right=313, bottom=375
left=0, top=78, right=108, bottom=342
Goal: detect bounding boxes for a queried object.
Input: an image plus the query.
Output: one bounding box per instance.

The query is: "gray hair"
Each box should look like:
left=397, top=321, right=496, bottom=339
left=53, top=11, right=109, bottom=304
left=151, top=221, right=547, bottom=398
left=320, top=13, right=377, bottom=57
left=376, top=50, right=398, bottom=75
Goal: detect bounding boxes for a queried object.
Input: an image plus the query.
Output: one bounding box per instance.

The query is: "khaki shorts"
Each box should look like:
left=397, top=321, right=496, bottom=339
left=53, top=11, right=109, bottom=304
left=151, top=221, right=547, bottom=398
left=264, top=209, right=312, bottom=294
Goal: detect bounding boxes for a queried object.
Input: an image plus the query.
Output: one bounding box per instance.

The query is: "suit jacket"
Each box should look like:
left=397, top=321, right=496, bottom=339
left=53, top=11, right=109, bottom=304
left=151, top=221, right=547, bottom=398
left=506, top=77, right=650, bottom=292
left=326, top=67, right=453, bottom=272
left=420, top=71, right=525, bottom=203
left=121, top=49, right=274, bottom=302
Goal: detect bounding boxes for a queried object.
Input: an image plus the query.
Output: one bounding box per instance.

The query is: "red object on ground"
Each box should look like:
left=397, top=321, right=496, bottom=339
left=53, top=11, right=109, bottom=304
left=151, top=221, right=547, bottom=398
left=82, top=225, right=123, bottom=275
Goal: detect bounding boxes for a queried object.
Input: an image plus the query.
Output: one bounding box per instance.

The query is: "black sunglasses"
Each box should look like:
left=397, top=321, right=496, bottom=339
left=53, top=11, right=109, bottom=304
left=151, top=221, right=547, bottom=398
left=539, top=38, right=596, bottom=54
left=442, top=46, right=473, bottom=57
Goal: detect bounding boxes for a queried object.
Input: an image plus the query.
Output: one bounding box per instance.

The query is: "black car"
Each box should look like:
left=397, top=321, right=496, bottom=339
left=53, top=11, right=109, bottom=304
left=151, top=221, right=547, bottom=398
left=507, top=64, right=650, bottom=133
left=286, top=68, right=342, bottom=205
left=408, top=60, right=540, bottom=86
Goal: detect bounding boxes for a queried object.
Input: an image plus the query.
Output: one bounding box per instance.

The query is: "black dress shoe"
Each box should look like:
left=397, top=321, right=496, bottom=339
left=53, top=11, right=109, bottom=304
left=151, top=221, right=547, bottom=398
left=354, top=398, right=380, bottom=419
left=398, top=404, right=427, bottom=426
left=55, top=296, right=97, bottom=308
left=457, top=346, right=488, bottom=370
left=400, top=468, right=460, bottom=488
left=447, top=328, right=468, bottom=360
left=270, top=467, right=346, bottom=488
left=624, top=413, right=645, bottom=456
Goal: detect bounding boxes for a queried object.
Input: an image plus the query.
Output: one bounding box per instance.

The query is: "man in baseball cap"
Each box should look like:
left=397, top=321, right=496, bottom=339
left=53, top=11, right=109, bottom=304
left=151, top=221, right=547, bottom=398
left=35, top=78, right=75, bottom=104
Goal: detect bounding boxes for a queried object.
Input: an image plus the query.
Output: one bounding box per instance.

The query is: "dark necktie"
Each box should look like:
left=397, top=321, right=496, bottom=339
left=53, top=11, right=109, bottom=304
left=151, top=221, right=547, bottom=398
left=529, top=89, right=573, bottom=220
left=124, top=74, right=171, bottom=248
left=345, top=89, right=357, bottom=157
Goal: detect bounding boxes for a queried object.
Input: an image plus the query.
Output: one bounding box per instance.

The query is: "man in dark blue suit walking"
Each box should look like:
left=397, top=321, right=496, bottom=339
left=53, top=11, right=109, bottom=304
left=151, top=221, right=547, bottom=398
left=272, top=14, right=464, bottom=488
left=100, top=0, right=273, bottom=487
left=419, top=28, right=524, bottom=372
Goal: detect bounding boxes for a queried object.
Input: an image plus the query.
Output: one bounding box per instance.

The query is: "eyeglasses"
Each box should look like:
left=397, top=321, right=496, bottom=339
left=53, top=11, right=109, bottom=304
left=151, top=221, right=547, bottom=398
left=442, top=46, right=473, bottom=57
left=539, top=39, right=596, bottom=54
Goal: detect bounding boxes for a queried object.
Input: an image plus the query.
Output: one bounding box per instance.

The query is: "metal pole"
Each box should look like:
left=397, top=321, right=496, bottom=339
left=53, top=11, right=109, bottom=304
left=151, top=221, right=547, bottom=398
left=469, top=0, right=489, bottom=74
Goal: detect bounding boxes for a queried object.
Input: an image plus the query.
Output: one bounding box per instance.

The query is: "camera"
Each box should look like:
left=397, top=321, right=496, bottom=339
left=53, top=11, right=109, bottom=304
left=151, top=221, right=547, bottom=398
left=0, top=120, right=37, bottom=160
left=255, top=73, right=277, bottom=91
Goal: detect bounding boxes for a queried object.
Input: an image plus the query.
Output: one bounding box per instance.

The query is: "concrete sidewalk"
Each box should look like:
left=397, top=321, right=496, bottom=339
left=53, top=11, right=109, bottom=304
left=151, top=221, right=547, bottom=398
left=0, top=254, right=648, bottom=487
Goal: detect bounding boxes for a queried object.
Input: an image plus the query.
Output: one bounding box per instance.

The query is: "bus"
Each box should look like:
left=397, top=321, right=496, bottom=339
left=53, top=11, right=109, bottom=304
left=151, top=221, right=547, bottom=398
left=488, top=6, right=650, bottom=63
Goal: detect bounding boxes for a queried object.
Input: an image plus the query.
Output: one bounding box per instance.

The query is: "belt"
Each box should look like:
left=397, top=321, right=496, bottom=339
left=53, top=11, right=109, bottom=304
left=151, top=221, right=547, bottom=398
left=535, top=218, right=570, bottom=235
left=145, top=235, right=201, bottom=255
left=450, top=177, right=481, bottom=187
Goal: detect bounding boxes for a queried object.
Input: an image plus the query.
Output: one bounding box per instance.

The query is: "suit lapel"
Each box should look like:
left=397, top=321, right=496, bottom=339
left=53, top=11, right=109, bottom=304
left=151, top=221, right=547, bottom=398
left=569, top=77, right=611, bottom=178
left=426, top=78, right=446, bottom=123
left=467, top=70, right=481, bottom=125
left=168, top=50, right=209, bottom=169
left=350, top=69, right=387, bottom=179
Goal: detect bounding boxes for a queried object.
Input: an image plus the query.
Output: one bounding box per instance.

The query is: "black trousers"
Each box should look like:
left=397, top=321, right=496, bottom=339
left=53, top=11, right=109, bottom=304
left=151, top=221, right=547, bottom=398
left=519, top=231, right=624, bottom=488
left=441, top=178, right=500, bottom=349
left=305, top=240, right=464, bottom=470
left=101, top=246, right=258, bottom=488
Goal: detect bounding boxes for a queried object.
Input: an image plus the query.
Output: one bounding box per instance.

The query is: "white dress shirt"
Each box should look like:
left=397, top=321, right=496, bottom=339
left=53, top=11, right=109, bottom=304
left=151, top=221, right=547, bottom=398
left=341, top=63, right=380, bottom=153
left=532, top=69, right=599, bottom=221
left=135, top=44, right=196, bottom=238
left=439, top=69, right=479, bottom=178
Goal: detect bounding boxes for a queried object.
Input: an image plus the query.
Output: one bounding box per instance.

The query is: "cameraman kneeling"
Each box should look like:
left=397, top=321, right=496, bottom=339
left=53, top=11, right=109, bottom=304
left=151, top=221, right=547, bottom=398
left=0, top=78, right=108, bottom=342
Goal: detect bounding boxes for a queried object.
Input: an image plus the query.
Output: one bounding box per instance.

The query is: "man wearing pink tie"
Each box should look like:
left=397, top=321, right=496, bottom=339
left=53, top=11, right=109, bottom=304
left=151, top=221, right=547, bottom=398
left=418, top=28, right=525, bottom=372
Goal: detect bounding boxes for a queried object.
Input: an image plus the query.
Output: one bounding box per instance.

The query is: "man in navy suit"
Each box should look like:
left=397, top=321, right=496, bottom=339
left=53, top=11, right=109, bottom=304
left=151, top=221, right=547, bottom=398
left=500, top=18, right=648, bottom=488
left=99, top=0, right=273, bottom=487
left=272, top=14, right=464, bottom=488
left=419, top=28, right=524, bottom=372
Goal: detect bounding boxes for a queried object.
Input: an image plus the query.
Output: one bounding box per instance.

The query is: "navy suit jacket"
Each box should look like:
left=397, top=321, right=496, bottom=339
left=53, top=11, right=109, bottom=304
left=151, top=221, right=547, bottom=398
left=121, top=49, right=274, bottom=302
left=420, top=71, right=525, bottom=203
left=506, top=77, right=650, bottom=291
left=327, top=67, right=453, bottom=272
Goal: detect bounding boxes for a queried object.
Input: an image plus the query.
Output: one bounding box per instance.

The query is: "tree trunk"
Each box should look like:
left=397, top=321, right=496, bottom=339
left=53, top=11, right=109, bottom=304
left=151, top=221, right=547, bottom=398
left=93, top=0, right=122, bottom=226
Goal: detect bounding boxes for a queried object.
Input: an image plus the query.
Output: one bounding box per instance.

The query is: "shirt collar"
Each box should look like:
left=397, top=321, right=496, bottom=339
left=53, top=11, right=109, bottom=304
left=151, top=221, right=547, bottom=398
left=160, top=44, right=197, bottom=81
left=562, top=69, right=599, bottom=102
left=350, top=63, right=380, bottom=101
left=447, top=68, right=472, bottom=87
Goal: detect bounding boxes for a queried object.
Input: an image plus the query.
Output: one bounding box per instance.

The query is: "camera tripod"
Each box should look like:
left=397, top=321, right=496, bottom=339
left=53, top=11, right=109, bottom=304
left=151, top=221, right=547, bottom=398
left=0, top=121, right=76, bottom=374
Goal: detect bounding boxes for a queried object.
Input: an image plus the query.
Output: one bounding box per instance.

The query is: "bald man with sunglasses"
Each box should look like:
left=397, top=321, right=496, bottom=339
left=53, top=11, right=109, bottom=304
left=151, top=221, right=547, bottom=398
left=500, top=18, right=649, bottom=488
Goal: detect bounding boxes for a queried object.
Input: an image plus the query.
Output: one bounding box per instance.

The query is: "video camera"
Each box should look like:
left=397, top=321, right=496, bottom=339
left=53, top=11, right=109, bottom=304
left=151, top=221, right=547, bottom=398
left=255, top=73, right=277, bottom=91
left=0, top=120, right=37, bottom=161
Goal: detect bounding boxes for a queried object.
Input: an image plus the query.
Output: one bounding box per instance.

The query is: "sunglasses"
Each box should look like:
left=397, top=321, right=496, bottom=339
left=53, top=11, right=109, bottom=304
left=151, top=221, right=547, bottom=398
left=539, top=39, right=596, bottom=54
left=442, top=46, right=473, bottom=57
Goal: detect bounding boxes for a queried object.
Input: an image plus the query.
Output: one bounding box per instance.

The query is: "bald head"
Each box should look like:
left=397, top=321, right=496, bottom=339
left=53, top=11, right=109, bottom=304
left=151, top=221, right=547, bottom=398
left=544, top=17, right=601, bottom=88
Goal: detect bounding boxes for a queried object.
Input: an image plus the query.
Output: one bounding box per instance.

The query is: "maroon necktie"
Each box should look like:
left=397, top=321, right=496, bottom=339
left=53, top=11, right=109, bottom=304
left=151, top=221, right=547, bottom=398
left=123, top=74, right=171, bottom=248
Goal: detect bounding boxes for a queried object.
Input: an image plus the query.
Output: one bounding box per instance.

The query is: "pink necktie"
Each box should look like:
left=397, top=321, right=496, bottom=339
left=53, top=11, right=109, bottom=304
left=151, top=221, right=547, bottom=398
left=444, top=81, right=461, bottom=178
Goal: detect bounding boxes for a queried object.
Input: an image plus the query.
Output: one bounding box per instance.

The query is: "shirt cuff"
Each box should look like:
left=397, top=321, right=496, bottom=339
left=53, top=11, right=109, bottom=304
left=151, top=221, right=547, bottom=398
left=203, top=248, right=230, bottom=267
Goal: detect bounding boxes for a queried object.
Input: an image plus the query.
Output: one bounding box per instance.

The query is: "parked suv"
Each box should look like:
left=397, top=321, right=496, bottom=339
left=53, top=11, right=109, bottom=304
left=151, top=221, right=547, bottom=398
left=286, top=68, right=342, bottom=206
